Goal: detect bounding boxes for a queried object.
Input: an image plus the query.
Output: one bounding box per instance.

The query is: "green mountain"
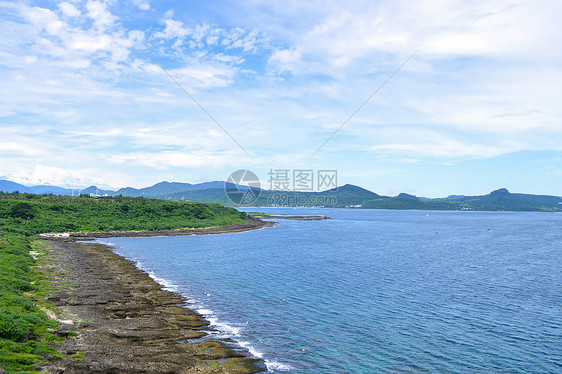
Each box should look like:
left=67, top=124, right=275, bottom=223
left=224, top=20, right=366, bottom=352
left=435, top=188, right=562, bottom=211
left=114, top=181, right=194, bottom=198
left=362, top=188, right=562, bottom=211
left=2, top=179, right=560, bottom=212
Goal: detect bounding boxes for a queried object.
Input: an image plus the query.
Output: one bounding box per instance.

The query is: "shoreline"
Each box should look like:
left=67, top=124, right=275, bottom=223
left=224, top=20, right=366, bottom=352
left=39, top=219, right=276, bottom=239
left=40, top=221, right=273, bottom=373
left=247, top=213, right=328, bottom=220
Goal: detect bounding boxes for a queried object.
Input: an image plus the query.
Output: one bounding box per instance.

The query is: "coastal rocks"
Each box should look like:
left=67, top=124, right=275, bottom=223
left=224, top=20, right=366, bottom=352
left=41, top=239, right=266, bottom=373
left=38, top=220, right=276, bottom=239
left=248, top=213, right=329, bottom=220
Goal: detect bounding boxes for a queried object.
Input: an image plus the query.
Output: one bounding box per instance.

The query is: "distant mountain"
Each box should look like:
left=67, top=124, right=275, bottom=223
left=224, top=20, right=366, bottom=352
left=396, top=193, right=418, bottom=200
left=114, top=181, right=193, bottom=198
left=1, top=179, right=560, bottom=212
left=28, top=185, right=73, bottom=195
left=0, top=180, right=29, bottom=193
left=329, top=183, right=379, bottom=198
left=0, top=180, right=74, bottom=195
left=188, top=181, right=228, bottom=190
left=81, top=186, right=115, bottom=196
left=441, top=188, right=562, bottom=211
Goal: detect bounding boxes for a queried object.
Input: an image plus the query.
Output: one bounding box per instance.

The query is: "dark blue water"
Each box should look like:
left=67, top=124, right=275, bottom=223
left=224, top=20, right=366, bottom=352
left=98, top=209, right=562, bottom=373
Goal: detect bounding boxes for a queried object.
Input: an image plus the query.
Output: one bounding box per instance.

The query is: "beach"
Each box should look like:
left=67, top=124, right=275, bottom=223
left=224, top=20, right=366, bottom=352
left=40, top=221, right=274, bottom=373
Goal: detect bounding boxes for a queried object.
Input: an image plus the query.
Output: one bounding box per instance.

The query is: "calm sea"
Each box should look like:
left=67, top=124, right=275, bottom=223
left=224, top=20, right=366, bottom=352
left=98, top=208, right=561, bottom=373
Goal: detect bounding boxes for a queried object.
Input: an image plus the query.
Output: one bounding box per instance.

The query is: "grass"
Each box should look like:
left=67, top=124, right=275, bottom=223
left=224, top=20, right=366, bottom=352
left=0, top=192, right=251, bottom=236
left=70, top=351, right=84, bottom=361
left=0, top=234, right=63, bottom=373
left=0, top=193, right=254, bottom=372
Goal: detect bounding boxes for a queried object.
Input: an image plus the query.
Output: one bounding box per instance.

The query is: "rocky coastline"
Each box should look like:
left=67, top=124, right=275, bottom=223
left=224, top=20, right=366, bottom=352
left=40, top=220, right=274, bottom=373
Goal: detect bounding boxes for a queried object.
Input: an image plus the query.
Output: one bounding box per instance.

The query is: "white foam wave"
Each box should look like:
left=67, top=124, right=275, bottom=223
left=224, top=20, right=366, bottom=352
left=238, top=341, right=263, bottom=358
left=107, top=251, right=278, bottom=370
left=96, top=239, right=117, bottom=247
left=265, top=359, right=293, bottom=371
left=147, top=270, right=178, bottom=291
left=194, top=302, right=282, bottom=368
left=207, top=316, right=241, bottom=336
left=197, top=308, right=213, bottom=315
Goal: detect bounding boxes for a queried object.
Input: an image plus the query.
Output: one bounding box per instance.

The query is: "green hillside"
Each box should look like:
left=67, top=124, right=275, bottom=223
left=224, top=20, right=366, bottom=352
left=164, top=185, right=561, bottom=212
left=2, top=180, right=561, bottom=212
left=0, top=192, right=254, bottom=372
left=0, top=193, right=249, bottom=236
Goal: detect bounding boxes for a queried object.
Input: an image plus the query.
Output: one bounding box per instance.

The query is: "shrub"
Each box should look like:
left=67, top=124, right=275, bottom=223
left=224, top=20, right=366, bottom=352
left=10, top=202, right=35, bottom=220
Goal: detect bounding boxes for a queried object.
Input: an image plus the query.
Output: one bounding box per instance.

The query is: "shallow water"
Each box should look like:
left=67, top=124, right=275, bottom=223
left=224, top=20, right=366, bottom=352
left=99, top=209, right=562, bottom=373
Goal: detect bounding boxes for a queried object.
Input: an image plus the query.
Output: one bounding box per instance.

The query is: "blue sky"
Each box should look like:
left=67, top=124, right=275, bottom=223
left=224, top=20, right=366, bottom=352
left=0, top=0, right=561, bottom=197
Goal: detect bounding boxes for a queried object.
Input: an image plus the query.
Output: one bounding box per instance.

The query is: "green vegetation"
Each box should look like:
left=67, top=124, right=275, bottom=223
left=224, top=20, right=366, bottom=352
left=69, top=351, right=85, bottom=361
left=4, top=179, right=561, bottom=211
left=152, top=184, right=562, bottom=211
left=0, top=192, right=250, bottom=236
left=0, top=192, right=252, bottom=372
left=0, top=234, right=61, bottom=373
left=361, top=188, right=562, bottom=212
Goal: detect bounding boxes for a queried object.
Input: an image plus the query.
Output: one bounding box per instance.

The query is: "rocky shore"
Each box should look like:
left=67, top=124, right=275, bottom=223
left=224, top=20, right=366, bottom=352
left=39, top=219, right=275, bottom=239
left=41, top=222, right=273, bottom=373
left=248, top=213, right=328, bottom=220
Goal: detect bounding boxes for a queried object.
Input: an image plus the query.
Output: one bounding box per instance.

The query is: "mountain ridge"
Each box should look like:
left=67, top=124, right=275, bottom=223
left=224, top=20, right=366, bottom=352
left=1, top=180, right=560, bottom=212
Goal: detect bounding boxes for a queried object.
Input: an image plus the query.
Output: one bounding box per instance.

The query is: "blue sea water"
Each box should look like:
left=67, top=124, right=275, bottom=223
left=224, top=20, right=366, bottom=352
left=98, top=209, right=562, bottom=373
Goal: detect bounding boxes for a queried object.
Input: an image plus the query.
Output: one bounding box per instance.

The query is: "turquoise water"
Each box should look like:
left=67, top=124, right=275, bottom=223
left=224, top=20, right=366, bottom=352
left=99, top=209, right=561, bottom=373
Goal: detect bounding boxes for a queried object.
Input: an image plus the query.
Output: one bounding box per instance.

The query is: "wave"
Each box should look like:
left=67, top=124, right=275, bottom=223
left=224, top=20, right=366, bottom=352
left=103, top=243, right=292, bottom=372
left=264, top=359, right=293, bottom=371
left=193, top=302, right=294, bottom=371
left=239, top=340, right=264, bottom=358
left=146, top=270, right=178, bottom=292
left=196, top=307, right=242, bottom=337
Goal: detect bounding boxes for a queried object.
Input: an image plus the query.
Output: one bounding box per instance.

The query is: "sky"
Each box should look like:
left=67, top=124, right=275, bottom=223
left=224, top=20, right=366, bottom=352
left=0, top=0, right=561, bottom=197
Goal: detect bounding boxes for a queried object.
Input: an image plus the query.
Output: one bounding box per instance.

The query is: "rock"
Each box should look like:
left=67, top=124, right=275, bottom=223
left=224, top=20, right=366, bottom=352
left=55, top=330, right=71, bottom=338
left=40, top=239, right=265, bottom=374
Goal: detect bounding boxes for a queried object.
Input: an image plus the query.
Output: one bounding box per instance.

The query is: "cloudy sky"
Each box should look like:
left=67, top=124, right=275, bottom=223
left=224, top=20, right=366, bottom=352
left=1, top=0, right=561, bottom=197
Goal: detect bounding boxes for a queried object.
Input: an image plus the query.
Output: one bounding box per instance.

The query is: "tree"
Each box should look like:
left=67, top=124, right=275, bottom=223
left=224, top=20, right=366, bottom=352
left=10, top=202, right=35, bottom=220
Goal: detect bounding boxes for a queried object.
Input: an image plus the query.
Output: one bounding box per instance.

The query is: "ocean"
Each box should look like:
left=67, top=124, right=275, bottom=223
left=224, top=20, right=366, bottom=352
left=97, top=208, right=561, bottom=373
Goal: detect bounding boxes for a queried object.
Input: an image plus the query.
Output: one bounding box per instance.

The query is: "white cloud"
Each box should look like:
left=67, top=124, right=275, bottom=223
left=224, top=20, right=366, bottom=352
left=154, top=19, right=190, bottom=40
left=168, top=63, right=237, bottom=88
left=0, top=0, right=560, bottom=195
left=267, top=48, right=302, bottom=75
left=132, top=0, right=150, bottom=11
left=225, top=29, right=261, bottom=52
left=25, top=6, right=65, bottom=35
left=107, top=150, right=238, bottom=170
left=7, top=165, right=129, bottom=189
left=58, top=2, right=81, bottom=17
left=0, top=142, right=45, bottom=156
left=86, top=0, right=116, bottom=31
left=260, top=0, right=561, bottom=76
